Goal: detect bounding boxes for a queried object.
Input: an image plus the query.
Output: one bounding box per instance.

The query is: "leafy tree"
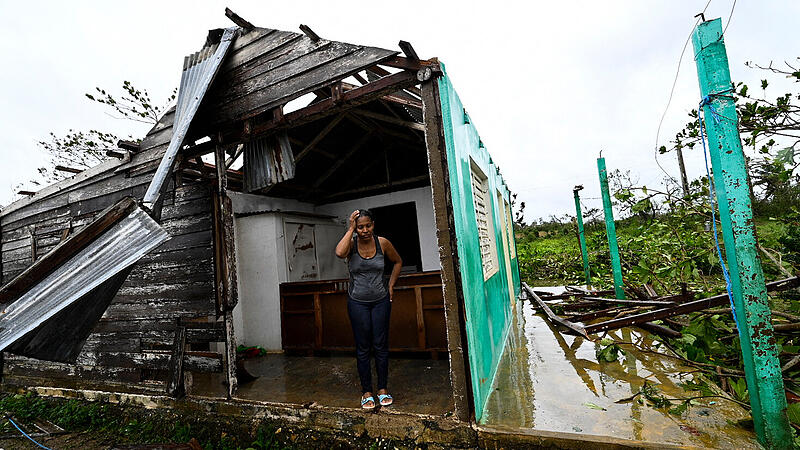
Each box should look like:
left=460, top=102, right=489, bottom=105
left=17, top=82, right=175, bottom=191
left=659, top=58, right=800, bottom=212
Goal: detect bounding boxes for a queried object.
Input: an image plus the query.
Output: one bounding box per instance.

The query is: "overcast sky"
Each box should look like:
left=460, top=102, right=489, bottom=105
left=0, top=1, right=797, bottom=221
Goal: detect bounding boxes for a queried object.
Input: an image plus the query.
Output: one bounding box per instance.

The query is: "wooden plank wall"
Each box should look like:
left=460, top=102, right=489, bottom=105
left=0, top=109, right=221, bottom=392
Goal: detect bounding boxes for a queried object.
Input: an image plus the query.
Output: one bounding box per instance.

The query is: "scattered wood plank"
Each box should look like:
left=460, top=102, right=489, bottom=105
left=584, top=276, right=800, bottom=334
left=522, top=283, right=587, bottom=337
left=582, top=296, right=678, bottom=307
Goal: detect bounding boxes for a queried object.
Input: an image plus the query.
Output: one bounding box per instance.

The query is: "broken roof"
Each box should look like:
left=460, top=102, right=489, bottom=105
left=0, top=15, right=429, bottom=363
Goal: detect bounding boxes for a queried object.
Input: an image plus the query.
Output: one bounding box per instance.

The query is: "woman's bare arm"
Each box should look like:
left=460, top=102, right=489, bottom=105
left=335, top=210, right=360, bottom=259
left=380, top=237, right=403, bottom=299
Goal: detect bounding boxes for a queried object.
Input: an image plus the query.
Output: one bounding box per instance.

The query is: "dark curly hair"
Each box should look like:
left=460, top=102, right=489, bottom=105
left=357, top=209, right=375, bottom=222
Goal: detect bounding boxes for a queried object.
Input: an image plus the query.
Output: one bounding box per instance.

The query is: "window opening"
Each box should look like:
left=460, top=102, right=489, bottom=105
left=470, top=159, right=498, bottom=280
left=504, top=199, right=515, bottom=259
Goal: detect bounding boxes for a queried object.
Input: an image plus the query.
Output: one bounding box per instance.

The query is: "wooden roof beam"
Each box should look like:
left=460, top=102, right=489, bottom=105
left=299, top=24, right=321, bottom=42
left=294, top=113, right=346, bottom=163
left=117, top=140, right=140, bottom=152
left=105, top=150, right=126, bottom=159
left=321, top=174, right=429, bottom=201
left=225, top=7, right=255, bottom=30
left=379, top=55, right=438, bottom=71
left=339, top=81, right=421, bottom=108
left=312, top=130, right=375, bottom=189
left=246, top=69, right=422, bottom=139
left=398, top=41, right=420, bottom=62
left=54, top=165, right=82, bottom=174
left=352, top=109, right=425, bottom=132
left=346, top=111, right=424, bottom=146
left=288, top=137, right=335, bottom=159
left=181, top=137, right=218, bottom=159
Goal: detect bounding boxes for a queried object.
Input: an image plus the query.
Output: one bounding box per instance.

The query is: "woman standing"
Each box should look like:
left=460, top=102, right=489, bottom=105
left=335, top=209, right=403, bottom=409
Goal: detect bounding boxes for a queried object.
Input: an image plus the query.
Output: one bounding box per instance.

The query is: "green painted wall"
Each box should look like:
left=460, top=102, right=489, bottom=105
left=437, top=67, right=520, bottom=420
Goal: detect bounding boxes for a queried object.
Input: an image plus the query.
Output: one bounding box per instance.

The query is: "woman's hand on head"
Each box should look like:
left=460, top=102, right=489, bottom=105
left=348, top=210, right=359, bottom=230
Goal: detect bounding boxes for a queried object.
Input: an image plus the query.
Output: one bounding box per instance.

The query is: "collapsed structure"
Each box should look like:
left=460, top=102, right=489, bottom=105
left=0, top=13, right=519, bottom=423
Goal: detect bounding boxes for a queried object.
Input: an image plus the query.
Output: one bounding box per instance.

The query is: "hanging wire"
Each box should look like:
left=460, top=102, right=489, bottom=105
left=694, top=0, right=739, bottom=59
left=698, top=93, right=741, bottom=333
left=653, top=0, right=713, bottom=182
left=722, top=0, right=737, bottom=36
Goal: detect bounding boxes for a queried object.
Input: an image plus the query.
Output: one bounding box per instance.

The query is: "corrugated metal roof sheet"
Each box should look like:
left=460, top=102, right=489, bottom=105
left=243, top=132, right=295, bottom=192
left=0, top=204, right=169, bottom=361
left=143, top=27, right=238, bottom=210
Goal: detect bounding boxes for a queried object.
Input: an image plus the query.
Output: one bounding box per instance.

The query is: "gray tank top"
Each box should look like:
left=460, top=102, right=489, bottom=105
left=348, top=234, right=388, bottom=302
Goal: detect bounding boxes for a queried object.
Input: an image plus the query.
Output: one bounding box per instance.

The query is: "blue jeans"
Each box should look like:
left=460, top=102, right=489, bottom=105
left=347, top=295, right=391, bottom=394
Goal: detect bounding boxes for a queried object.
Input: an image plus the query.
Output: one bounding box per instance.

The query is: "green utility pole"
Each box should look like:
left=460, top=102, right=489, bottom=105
left=693, top=18, right=791, bottom=448
left=573, top=185, right=591, bottom=285
left=597, top=157, right=625, bottom=299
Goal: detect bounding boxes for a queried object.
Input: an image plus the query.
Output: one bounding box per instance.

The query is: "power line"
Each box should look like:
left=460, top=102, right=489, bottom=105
left=722, top=0, right=737, bottom=36
left=652, top=0, right=713, bottom=182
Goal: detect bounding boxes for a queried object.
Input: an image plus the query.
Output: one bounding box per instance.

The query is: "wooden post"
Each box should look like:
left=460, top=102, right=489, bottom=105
left=572, top=186, right=591, bottom=285
left=692, top=18, right=791, bottom=448
left=214, top=144, right=239, bottom=398
left=421, top=77, right=472, bottom=422
left=597, top=157, right=625, bottom=299
left=166, top=319, right=186, bottom=397
left=414, top=287, right=426, bottom=349
left=676, top=146, right=690, bottom=197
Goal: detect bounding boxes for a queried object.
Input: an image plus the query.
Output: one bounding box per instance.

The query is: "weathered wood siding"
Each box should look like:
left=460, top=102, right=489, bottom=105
left=0, top=110, right=221, bottom=392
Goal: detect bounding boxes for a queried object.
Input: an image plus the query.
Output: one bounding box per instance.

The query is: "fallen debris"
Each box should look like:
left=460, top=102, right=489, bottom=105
left=522, top=276, right=800, bottom=337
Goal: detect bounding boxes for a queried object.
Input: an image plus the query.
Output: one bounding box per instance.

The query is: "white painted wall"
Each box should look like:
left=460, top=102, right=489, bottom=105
left=316, top=186, right=440, bottom=272
left=230, top=186, right=439, bottom=349
left=232, top=213, right=283, bottom=350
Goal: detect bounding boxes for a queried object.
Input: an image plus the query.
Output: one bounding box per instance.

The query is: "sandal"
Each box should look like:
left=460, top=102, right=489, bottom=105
left=361, top=395, right=376, bottom=409
left=378, top=393, right=393, bottom=406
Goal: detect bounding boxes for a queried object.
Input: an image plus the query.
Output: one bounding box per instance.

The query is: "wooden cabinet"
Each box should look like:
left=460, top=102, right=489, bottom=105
left=280, top=271, right=446, bottom=353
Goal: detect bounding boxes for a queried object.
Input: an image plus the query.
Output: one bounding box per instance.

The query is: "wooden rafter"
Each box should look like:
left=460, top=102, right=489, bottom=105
left=225, top=145, right=244, bottom=169
left=224, top=7, right=255, bottom=30
left=398, top=40, right=420, bottom=62
left=346, top=111, right=424, bottom=146
left=321, top=175, right=428, bottom=201
left=245, top=69, right=421, bottom=139
left=312, top=131, right=374, bottom=189
left=55, top=165, right=82, bottom=174
left=340, top=82, right=421, bottom=108
left=380, top=55, right=434, bottom=71
left=294, top=113, right=345, bottom=163
left=299, top=24, right=321, bottom=42
left=352, top=109, right=425, bottom=131
left=288, top=137, right=335, bottom=159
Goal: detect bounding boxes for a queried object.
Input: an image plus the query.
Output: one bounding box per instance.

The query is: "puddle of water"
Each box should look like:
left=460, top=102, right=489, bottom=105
left=481, top=299, right=760, bottom=448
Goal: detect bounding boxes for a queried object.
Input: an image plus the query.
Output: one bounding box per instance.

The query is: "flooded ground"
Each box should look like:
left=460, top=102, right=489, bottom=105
left=192, top=353, right=453, bottom=416
left=482, top=298, right=760, bottom=448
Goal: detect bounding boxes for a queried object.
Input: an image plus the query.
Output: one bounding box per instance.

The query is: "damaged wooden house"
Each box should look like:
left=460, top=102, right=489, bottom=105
left=0, top=12, right=520, bottom=424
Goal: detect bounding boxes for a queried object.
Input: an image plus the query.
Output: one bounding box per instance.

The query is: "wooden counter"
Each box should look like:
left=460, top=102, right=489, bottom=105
left=279, top=271, right=446, bottom=353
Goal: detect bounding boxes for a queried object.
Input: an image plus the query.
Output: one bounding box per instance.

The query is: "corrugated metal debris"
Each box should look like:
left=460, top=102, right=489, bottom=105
left=243, top=132, right=295, bottom=192
left=0, top=199, right=169, bottom=361
left=143, top=27, right=237, bottom=212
